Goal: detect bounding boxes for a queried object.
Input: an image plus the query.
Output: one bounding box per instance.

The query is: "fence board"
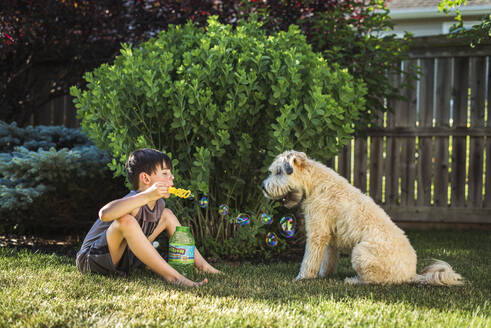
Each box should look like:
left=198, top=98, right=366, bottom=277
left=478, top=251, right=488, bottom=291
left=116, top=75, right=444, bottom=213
left=325, top=157, right=334, bottom=169
left=468, top=57, right=486, bottom=207
left=486, top=58, right=491, bottom=208
left=34, top=102, right=52, bottom=125
left=369, top=113, right=384, bottom=203
left=394, top=65, right=408, bottom=206
left=483, top=136, right=491, bottom=208
left=485, top=138, right=491, bottom=207
left=64, top=96, right=80, bottom=128
left=337, top=142, right=351, bottom=183
left=400, top=60, right=418, bottom=206
left=416, top=58, right=435, bottom=206
left=354, top=138, right=367, bottom=192
left=451, top=57, right=469, bottom=207
left=52, top=97, right=65, bottom=125
left=434, top=58, right=452, bottom=206
left=385, top=71, right=400, bottom=205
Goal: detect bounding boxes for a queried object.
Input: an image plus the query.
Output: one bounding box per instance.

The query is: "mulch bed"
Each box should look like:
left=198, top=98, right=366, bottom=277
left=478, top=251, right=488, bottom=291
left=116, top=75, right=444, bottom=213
left=0, top=234, right=80, bottom=258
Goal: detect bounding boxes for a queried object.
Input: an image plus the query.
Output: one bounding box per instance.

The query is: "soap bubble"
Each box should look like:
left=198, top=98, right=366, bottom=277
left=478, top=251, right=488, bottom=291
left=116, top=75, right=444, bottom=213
left=218, top=204, right=229, bottom=216
left=152, top=241, right=159, bottom=248
left=199, top=196, right=208, bottom=208
left=236, top=213, right=250, bottom=226
left=279, top=215, right=296, bottom=238
left=260, top=213, right=273, bottom=225
left=266, top=232, right=278, bottom=247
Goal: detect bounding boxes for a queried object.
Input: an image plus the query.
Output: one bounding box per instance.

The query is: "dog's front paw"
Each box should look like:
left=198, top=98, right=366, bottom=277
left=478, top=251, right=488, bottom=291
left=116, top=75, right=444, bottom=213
left=296, top=272, right=316, bottom=280
left=344, top=276, right=364, bottom=285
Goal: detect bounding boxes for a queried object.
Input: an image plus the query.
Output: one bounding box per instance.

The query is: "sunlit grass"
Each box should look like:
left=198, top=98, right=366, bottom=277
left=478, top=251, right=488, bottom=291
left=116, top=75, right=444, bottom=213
left=0, top=230, right=489, bottom=327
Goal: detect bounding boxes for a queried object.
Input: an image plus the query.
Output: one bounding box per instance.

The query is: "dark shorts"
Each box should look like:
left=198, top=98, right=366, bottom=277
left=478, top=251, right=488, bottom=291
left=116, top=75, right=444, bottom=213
left=78, top=231, right=143, bottom=276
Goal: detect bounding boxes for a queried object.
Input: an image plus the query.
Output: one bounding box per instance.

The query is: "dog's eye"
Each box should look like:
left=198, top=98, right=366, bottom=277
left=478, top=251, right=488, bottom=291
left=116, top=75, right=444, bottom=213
left=284, top=163, right=293, bottom=175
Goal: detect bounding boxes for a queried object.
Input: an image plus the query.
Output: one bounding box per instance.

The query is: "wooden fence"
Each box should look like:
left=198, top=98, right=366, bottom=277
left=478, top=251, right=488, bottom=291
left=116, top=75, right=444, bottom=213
left=29, top=94, right=80, bottom=128
left=330, top=36, right=491, bottom=225
left=31, top=36, right=491, bottom=225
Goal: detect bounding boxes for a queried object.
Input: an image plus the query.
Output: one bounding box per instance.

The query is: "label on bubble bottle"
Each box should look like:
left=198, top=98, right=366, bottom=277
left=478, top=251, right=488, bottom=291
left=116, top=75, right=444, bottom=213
left=168, top=244, right=195, bottom=279
left=168, top=244, right=195, bottom=263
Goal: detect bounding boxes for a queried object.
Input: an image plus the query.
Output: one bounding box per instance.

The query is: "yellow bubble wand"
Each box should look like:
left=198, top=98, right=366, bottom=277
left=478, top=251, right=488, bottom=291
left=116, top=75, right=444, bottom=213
left=168, top=186, right=192, bottom=199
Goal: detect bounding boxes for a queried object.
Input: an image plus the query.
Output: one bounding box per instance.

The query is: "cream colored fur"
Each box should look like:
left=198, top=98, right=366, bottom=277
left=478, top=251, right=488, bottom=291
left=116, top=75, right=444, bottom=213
left=262, top=150, right=463, bottom=286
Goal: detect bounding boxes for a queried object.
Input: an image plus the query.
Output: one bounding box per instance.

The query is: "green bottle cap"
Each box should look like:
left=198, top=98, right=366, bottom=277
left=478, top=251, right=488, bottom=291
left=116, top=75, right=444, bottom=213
left=176, top=226, right=190, bottom=232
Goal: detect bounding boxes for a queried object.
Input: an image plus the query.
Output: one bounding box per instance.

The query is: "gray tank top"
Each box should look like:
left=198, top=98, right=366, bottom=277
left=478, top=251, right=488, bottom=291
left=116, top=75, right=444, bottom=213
left=76, top=191, right=166, bottom=261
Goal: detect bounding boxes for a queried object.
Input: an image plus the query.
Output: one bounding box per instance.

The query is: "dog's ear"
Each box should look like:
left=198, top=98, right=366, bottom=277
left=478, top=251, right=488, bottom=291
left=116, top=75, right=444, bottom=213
left=292, top=152, right=307, bottom=170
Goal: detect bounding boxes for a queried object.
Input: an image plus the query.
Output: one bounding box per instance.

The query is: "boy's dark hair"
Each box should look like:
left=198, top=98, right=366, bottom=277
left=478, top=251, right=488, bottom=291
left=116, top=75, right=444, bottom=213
left=125, top=148, right=172, bottom=190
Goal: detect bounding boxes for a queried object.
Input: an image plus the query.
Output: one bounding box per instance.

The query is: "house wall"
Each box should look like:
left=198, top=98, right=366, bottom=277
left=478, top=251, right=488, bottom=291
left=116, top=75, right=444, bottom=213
left=386, top=3, right=491, bottom=37
left=391, top=18, right=482, bottom=37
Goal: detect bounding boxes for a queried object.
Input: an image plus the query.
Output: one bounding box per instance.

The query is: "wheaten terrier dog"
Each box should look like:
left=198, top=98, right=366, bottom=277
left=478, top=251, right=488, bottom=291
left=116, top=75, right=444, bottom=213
left=262, top=150, right=463, bottom=286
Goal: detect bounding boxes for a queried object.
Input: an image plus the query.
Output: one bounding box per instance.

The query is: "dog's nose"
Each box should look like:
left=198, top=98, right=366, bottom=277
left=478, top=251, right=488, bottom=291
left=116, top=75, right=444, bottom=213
left=261, top=181, right=266, bottom=191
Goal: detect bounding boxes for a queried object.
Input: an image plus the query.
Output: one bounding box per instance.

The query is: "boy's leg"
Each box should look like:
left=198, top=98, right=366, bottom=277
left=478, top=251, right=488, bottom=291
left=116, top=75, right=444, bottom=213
left=106, top=214, right=207, bottom=286
left=157, top=209, right=221, bottom=274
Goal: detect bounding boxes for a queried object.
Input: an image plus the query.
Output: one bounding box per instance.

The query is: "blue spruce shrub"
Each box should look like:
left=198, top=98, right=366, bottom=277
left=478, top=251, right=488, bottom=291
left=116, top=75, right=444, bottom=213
left=0, top=121, right=126, bottom=235
left=0, top=120, right=88, bottom=151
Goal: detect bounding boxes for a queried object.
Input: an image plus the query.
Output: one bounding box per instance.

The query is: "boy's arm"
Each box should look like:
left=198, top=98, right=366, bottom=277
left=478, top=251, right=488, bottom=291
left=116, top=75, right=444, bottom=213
left=99, top=182, right=170, bottom=222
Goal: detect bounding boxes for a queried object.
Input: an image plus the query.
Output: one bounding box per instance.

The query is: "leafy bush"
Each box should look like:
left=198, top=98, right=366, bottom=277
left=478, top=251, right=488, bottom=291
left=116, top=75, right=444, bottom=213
left=0, top=121, right=126, bottom=235
left=71, top=16, right=366, bottom=259
left=237, top=0, right=416, bottom=132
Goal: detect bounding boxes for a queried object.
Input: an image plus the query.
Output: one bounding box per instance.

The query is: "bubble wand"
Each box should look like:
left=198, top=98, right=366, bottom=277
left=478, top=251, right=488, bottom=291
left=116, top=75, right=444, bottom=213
left=168, top=186, right=192, bottom=199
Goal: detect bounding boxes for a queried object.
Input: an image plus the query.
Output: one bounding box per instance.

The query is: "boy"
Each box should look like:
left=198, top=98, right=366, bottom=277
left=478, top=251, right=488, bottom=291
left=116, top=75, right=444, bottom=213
left=76, top=148, right=220, bottom=287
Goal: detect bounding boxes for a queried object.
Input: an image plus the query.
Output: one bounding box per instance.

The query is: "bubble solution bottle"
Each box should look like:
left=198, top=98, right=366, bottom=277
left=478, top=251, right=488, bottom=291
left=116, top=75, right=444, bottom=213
left=168, top=226, right=195, bottom=279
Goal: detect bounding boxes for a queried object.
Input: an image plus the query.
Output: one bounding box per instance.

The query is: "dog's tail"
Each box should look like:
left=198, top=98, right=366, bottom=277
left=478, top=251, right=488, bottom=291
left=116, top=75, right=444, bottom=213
left=411, top=259, right=464, bottom=286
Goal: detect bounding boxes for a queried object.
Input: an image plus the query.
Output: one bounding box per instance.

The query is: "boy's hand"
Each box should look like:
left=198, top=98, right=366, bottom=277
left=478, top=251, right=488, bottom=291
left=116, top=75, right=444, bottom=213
left=143, top=182, right=171, bottom=201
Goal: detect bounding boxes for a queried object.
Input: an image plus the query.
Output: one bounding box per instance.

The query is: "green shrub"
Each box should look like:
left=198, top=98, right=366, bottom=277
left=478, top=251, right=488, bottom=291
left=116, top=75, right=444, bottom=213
left=71, top=16, right=366, bottom=259
left=238, top=0, right=417, bottom=132
left=0, top=121, right=126, bottom=235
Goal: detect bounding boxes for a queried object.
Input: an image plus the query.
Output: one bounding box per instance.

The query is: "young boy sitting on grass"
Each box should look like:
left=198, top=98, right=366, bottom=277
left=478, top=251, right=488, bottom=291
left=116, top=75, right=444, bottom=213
left=76, top=148, right=220, bottom=287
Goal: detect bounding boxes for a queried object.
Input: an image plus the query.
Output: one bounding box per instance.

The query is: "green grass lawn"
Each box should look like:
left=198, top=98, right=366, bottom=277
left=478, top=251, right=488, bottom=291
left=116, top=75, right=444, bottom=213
left=0, top=230, right=489, bottom=327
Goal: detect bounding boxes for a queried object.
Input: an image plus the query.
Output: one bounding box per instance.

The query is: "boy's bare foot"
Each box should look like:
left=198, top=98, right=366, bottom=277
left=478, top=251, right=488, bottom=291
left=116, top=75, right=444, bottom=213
left=176, top=277, right=208, bottom=287
left=196, top=263, right=222, bottom=275
left=204, top=266, right=223, bottom=275
left=195, top=278, right=208, bottom=286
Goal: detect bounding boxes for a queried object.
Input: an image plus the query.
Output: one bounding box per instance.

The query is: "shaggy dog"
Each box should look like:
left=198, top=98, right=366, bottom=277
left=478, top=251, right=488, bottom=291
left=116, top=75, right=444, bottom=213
left=262, top=150, right=463, bottom=286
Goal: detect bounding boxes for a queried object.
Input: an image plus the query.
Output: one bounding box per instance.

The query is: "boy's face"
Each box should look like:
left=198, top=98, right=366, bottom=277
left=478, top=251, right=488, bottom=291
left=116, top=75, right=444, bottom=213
left=139, top=162, right=174, bottom=191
